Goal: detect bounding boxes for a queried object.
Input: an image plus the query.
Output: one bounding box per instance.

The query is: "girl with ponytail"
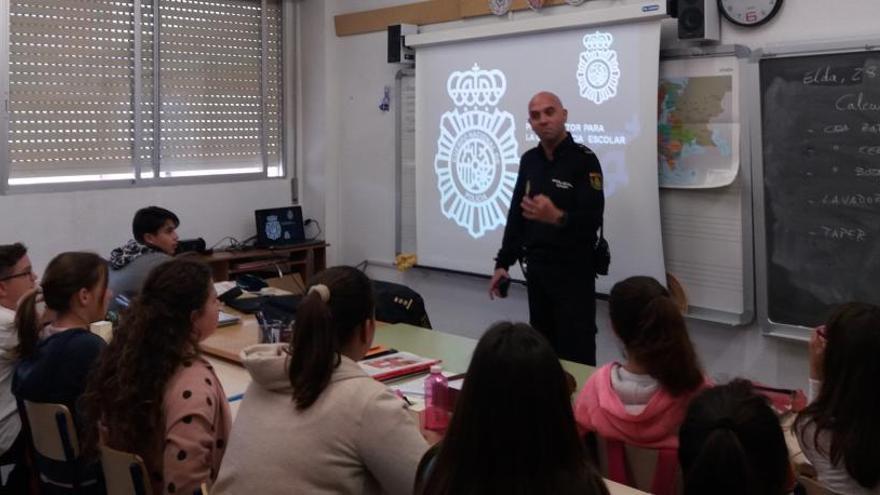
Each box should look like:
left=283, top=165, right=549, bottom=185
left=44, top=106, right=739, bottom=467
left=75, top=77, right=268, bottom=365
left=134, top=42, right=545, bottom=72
left=679, top=380, right=791, bottom=495
left=213, top=266, right=427, bottom=495
left=574, top=276, right=708, bottom=450
left=12, top=252, right=110, bottom=493
left=13, top=252, right=109, bottom=431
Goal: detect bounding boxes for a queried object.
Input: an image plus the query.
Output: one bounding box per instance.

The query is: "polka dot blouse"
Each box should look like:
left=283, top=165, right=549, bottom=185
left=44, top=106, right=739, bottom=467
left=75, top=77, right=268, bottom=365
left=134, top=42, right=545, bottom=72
left=153, top=356, right=231, bottom=495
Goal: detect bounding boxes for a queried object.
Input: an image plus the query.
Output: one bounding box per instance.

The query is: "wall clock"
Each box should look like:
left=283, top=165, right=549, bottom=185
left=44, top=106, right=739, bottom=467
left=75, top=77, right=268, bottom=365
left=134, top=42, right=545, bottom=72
left=718, top=0, right=783, bottom=27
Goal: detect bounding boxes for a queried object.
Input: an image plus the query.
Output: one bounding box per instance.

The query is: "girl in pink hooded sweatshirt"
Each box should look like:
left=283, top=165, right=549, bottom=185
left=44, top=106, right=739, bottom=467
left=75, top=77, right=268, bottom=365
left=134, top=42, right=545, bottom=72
left=574, top=276, right=709, bottom=450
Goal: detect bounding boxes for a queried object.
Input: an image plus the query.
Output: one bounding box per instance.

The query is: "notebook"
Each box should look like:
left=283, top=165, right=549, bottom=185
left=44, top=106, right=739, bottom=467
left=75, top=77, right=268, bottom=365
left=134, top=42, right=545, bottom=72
left=218, top=311, right=240, bottom=327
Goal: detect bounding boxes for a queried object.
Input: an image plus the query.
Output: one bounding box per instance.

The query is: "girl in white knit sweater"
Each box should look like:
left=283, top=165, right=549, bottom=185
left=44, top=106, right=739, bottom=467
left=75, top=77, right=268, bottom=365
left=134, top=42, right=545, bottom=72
left=213, top=266, right=428, bottom=495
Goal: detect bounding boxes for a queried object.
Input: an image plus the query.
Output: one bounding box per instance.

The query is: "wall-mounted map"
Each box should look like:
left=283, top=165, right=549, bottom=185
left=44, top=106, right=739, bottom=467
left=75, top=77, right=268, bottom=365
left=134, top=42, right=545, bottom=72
left=658, top=58, right=740, bottom=188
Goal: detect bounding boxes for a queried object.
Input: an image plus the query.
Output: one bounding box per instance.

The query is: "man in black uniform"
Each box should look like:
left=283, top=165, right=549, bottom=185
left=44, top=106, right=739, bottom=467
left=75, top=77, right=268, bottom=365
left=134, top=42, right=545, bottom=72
left=489, top=91, right=604, bottom=365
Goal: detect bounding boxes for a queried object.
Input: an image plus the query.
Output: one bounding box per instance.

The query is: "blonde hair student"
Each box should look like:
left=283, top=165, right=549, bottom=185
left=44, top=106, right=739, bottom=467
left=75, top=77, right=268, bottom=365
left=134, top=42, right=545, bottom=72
left=213, top=266, right=428, bottom=495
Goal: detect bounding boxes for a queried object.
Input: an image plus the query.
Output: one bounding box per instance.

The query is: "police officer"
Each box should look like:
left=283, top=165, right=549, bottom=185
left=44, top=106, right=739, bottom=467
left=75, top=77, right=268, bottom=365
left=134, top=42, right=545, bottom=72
left=489, top=91, right=604, bottom=366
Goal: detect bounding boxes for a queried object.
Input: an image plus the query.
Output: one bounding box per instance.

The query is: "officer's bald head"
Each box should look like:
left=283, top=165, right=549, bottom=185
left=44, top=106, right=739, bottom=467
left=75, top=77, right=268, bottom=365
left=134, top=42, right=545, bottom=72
left=528, top=92, right=568, bottom=147
left=528, top=91, right=564, bottom=110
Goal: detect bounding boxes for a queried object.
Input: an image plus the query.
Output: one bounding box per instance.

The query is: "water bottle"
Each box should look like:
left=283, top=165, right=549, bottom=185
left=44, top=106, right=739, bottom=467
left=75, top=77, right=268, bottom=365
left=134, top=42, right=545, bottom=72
left=424, top=365, right=449, bottom=431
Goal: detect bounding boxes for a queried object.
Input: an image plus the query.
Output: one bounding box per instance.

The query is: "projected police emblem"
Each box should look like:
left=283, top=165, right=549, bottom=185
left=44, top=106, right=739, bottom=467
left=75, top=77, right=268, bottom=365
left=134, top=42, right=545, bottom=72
left=576, top=31, right=621, bottom=105
left=265, top=215, right=283, bottom=241
left=434, top=64, right=519, bottom=239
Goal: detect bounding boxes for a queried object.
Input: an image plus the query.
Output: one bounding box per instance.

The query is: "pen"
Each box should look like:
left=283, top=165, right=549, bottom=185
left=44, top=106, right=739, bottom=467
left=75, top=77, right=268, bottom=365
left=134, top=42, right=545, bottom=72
left=394, top=389, right=414, bottom=406
left=227, top=393, right=244, bottom=403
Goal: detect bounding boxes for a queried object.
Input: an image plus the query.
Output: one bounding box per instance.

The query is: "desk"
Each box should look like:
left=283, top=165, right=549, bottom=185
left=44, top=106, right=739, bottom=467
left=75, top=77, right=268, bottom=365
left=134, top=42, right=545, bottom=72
left=196, top=241, right=327, bottom=284
left=202, top=316, right=645, bottom=495
left=202, top=316, right=595, bottom=391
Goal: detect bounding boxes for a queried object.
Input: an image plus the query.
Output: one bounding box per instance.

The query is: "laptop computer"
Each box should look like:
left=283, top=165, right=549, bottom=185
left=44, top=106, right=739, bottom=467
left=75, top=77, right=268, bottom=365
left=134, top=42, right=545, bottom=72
left=255, top=206, right=306, bottom=248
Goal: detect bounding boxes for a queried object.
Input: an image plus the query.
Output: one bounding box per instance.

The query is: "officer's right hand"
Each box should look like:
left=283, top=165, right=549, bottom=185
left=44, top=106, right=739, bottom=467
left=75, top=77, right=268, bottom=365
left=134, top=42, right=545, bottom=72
left=489, top=268, right=509, bottom=300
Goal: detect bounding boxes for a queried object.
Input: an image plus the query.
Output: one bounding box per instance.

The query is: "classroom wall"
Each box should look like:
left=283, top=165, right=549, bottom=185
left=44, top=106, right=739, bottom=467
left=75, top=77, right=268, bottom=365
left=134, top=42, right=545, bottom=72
left=292, top=0, right=880, bottom=389
left=0, top=179, right=291, bottom=270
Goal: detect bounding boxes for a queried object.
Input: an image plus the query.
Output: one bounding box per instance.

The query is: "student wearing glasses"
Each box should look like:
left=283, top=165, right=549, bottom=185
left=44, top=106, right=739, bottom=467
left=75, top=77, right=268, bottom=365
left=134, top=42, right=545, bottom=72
left=0, top=243, right=37, bottom=491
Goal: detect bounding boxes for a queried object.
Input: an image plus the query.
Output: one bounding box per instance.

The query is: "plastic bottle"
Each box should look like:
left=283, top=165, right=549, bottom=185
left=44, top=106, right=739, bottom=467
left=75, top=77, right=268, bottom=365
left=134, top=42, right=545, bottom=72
left=424, top=365, right=449, bottom=431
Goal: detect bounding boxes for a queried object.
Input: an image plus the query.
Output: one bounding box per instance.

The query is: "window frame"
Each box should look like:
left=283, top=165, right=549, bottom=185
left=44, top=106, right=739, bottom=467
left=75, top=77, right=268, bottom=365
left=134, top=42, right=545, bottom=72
left=0, top=0, right=294, bottom=195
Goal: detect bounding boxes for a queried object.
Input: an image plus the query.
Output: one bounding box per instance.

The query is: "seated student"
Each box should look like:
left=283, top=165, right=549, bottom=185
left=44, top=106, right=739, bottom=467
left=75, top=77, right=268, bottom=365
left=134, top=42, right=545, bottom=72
left=108, top=206, right=179, bottom=307
left=82, top=258, right=230, bottom=495
left=574, top=276, right=708, bottom=449
left=795, top=303, right=880, bottom=495
left=0, top=243, right=37, bottom=490
left=678, top=380, right=791, bottom=495
left=415, top=322, right=609, bottom=495
left=13, top=252, right=109, bottom=492
left=213, top=266, right=428, bottom=495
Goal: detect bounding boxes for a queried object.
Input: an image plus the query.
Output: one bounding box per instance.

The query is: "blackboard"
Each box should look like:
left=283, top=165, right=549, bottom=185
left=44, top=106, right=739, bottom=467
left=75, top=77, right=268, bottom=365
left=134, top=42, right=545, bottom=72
left=761, top=50, right=880, bottom=328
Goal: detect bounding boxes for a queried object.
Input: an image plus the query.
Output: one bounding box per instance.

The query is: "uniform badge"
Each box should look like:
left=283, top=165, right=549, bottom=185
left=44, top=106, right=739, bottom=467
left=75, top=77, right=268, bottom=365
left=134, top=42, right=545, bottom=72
left=589, top=172, right=603, bottom=191
left=434, top=64, right=519, bottom=239
left=576, top=32, right=621, bottom=105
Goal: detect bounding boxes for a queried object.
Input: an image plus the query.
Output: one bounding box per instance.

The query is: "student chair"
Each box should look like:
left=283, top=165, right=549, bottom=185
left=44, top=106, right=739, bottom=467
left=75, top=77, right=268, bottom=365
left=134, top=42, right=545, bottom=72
left=22, top=400, right=92, bottom=492
left=797, top=474, right=843, bottom=495
left=588, top=433, right=682, bottom=495
left=100, top=444, right=152, bottom=495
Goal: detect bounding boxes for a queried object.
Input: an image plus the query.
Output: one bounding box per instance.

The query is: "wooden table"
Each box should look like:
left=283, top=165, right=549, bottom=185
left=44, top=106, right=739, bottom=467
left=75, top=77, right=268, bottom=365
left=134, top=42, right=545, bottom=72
left=196, top=241, right=327, bottom=284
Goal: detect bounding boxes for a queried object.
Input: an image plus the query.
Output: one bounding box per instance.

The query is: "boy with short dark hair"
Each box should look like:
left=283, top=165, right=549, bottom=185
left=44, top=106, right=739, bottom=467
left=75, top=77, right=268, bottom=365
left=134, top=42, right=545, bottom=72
left=108, top=206, right=180, bottom=306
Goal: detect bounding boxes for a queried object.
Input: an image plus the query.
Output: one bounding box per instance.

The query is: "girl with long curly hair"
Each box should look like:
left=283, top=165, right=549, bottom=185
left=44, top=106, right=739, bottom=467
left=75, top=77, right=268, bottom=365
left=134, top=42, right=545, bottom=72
left=82, top=258, right=229, bottom=495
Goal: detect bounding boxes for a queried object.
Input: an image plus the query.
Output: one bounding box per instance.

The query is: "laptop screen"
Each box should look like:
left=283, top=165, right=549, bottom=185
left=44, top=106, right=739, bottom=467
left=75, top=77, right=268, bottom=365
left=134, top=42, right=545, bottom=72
left=255, top=206, right=305, bottom=248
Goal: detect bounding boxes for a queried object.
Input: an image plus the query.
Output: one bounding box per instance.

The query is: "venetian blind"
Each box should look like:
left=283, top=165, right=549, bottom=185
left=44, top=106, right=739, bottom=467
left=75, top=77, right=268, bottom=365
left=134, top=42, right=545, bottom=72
left=8, top=0, right=140, bottom=182
left=7, top=0, right=283, bottom=184
left=157, top=0, right=282, bottom=177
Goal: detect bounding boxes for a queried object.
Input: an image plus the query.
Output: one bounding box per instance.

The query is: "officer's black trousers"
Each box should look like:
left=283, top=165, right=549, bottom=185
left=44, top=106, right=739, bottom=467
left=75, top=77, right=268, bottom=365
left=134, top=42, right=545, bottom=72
left=525, top=260, right=597, bottom=366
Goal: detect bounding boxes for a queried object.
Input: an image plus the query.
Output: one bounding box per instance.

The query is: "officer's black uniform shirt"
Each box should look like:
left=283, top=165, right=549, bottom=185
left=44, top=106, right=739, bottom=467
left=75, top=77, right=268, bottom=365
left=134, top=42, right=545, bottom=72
left=495, top=132, right=604, bottom=270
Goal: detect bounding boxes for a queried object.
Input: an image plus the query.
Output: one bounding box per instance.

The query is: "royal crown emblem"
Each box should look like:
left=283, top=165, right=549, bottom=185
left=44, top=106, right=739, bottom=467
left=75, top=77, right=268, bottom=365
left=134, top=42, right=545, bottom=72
left=576, top=31, right=621, bottom=105
left=434, top=64, right=519, bottom=239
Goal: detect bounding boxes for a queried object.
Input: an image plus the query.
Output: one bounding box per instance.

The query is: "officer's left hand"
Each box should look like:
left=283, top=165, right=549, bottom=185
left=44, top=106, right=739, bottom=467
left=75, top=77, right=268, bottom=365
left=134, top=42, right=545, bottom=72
left=522, top=194, right=563, bottom=224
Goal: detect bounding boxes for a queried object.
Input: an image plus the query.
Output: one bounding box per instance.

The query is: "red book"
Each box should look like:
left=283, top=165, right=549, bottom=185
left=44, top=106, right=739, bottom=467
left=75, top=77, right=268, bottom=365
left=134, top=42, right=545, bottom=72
left=358, top=352, right=440, bottom=382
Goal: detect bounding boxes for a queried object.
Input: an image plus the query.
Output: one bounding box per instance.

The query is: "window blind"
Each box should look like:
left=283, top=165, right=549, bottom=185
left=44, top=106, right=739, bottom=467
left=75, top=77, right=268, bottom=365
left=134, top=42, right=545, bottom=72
left=157, top=0, right=282, bottom=177
left=7, top=0, right=283, bottom=184
left=8, top=0, right=139, bottom=182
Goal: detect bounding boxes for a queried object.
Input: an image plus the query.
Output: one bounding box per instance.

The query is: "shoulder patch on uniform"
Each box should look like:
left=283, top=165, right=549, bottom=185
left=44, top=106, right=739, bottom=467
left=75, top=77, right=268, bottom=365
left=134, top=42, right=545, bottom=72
left=589, top=172, right=603, bottom=191
left=576, top=144, right=595, bottom=155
